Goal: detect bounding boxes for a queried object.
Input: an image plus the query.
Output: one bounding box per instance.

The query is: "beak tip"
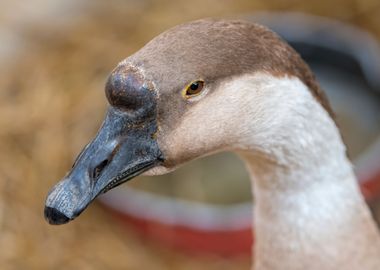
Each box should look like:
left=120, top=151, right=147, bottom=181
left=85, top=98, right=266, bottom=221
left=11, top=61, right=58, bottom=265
left=44, top=206, right=71, bottom=225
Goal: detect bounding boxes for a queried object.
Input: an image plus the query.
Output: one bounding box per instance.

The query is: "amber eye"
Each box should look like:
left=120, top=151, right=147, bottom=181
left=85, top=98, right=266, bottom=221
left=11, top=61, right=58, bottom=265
left=183, top=80, right=205, bottom=98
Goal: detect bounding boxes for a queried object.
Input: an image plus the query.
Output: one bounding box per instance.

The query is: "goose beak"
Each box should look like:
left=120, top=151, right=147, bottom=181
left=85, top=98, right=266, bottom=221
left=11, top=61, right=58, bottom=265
left=44, top=107, right=163, bottom=225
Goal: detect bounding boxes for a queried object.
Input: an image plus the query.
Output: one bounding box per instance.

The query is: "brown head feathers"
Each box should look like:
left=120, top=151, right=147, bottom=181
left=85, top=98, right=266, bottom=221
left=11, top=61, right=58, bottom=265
left=125, top=18, right=335, bottom=119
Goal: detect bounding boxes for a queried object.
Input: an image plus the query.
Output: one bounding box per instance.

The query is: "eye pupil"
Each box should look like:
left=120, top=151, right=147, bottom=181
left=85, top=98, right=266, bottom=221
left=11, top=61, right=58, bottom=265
left=190, top=83, right=199, bottom=90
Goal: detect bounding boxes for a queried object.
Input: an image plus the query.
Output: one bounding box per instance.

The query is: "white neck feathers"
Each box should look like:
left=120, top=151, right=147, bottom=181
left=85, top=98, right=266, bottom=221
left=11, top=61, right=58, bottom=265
left=222, top=73, right=380, bottom=270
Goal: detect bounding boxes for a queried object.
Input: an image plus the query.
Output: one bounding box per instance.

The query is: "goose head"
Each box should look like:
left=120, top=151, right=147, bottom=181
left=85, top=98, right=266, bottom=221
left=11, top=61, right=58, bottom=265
left=45, top=19, right=330, bottom=225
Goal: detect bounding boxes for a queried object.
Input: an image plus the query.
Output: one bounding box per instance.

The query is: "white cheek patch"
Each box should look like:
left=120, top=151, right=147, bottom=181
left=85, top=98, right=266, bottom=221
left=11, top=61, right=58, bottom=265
left=154, top=72, right=344, bottom=169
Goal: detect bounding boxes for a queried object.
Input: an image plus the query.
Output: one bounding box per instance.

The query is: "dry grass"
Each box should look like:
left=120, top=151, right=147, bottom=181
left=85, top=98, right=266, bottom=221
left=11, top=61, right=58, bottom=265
left=0, top=0, right=379, bottom=269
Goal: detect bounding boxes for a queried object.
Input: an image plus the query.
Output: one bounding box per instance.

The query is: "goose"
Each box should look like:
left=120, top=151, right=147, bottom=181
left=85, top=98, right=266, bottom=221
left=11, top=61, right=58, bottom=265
left=44, top=19, right=380, bottom=269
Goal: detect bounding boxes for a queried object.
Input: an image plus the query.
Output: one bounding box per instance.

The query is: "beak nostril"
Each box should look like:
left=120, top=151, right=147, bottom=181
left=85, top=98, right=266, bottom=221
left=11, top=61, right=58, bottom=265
left=92, top=159, right=109, bottom=181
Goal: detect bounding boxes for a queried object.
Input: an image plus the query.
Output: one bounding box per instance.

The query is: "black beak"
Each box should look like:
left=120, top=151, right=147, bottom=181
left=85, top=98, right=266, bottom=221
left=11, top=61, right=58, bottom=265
left=44, top=67, right=163, bottom=224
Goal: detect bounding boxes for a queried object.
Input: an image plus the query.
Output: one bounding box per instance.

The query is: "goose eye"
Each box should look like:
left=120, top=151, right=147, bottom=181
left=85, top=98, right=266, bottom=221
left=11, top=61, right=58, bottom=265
left=183, top=80, right=205, bottom=98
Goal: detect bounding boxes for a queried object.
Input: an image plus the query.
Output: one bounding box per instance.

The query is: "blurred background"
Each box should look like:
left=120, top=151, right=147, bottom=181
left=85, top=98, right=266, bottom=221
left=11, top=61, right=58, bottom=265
left=1, top=0, right=380, bottom=269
